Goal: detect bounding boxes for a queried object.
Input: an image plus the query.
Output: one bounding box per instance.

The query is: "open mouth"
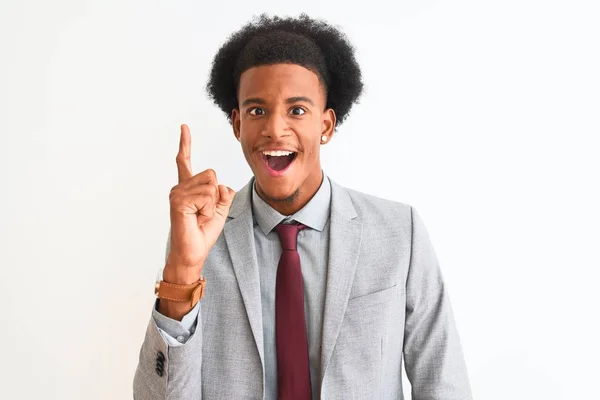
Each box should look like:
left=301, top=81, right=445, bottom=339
left=261, top=152, right=297, bottom=172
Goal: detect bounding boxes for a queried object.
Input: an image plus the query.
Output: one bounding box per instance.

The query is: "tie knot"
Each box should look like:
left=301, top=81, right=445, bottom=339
left=274, top=222, right=306, bottom=250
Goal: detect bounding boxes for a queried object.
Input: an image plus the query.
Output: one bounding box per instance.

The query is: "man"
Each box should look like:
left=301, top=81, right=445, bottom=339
left=134, top=13, right=472, bottom=400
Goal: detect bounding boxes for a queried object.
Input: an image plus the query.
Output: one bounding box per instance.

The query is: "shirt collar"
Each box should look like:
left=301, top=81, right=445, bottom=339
left=251, top=171, right=331, bottom=235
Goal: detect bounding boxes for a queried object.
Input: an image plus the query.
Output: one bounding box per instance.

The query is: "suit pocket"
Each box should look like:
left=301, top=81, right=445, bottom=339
left=346, top=284, right=399, bottom=311
left=328, top=284, right=400, bottom=395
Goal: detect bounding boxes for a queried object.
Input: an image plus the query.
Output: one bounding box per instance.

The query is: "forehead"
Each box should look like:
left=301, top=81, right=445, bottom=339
left=238, top=63, right=325, bottom=104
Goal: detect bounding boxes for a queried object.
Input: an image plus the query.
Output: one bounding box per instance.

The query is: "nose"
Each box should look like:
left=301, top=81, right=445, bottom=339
left=262, top=113, right=290, bottom=140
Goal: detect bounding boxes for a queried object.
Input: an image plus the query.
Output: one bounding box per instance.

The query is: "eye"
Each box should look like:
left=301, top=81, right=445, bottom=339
left=290, top=107, right=306, bottom=116
left=248, top=107, right=266, bottom=116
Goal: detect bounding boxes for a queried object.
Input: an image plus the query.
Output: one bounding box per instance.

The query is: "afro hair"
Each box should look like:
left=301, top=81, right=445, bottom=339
left=206, top=13, right=364, bottom=127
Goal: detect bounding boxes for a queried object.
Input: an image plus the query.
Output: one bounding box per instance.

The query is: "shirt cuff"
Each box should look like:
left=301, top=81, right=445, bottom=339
left=152, top=298, right=200, bottom=346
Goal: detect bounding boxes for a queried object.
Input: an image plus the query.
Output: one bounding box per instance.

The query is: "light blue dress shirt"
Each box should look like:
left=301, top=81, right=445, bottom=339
left=153, top=172, right=332, bottom=399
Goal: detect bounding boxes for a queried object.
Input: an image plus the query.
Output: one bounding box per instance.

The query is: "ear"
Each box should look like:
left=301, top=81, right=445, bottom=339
left=231, top=108, right=241, bottom=141
left=321, top=108, right=336, bottom=142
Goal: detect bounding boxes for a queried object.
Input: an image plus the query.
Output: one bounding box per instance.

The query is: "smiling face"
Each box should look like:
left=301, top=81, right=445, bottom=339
left=232, top=63, right=336, bottom=215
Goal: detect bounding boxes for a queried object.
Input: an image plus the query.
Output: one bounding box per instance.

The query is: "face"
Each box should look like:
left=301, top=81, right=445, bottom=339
left=232, top=63, right=336, bottom=214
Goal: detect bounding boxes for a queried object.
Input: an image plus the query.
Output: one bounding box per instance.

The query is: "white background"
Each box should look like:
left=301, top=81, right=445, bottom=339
left=1, top=0, right=599, bottom=399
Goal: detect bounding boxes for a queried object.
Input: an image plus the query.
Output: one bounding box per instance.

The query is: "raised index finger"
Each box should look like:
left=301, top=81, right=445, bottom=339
left=176, top=124, right=193, bottom=183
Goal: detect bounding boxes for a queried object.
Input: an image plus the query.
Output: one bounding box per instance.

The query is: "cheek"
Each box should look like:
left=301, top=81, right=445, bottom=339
left=239, top=121, right=260, bottom=144
left=240, top=115, right=261, bottom=133
left=302, top=136, right=321, bottom=159
left=298, top=121, right=322, bottom=157
left=237, top=133, right=253, bottom=159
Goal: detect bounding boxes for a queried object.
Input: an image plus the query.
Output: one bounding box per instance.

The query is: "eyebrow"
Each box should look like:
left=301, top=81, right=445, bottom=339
left=241, top=96, right=315, bottom=107
left=286, top=96, right=314, bottom=106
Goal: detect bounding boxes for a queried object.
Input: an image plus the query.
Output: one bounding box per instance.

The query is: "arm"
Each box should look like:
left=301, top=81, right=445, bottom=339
left=133, top=303, right=203, bottom=400
left=403, top=206, right=473, bottom=400
left=133, top=233, right=204, bottom=399
left=153, top=299, right=200, bottom=346
left=133, top=125, right=235, bottom=399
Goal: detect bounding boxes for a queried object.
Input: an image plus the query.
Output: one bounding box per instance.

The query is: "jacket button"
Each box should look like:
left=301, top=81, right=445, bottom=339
left=155, top=351, right=165, bottom=376
left=155, top=359, right=164, bottom=376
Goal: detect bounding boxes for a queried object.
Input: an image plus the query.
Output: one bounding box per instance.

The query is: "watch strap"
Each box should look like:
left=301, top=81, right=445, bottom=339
left=155, top=276, right=206, bottom=308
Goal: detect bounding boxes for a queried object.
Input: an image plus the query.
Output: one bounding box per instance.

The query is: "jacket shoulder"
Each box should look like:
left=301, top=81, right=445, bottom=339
left=342, top=185, right=414, bottom=224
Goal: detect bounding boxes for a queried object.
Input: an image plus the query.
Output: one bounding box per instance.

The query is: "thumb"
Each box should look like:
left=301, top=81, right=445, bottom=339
left=217, top=184, right=236, bottom=208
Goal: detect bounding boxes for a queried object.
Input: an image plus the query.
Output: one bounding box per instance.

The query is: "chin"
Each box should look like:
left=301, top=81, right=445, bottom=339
left=256, top=177, right=299, bottom=202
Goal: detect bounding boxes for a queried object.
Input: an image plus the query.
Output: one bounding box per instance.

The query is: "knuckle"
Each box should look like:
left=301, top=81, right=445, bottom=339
left=176, top=154, right=190, bottom=163
left=204, top=168, right=217, bottom=182
left=169, top=185, right=180, bottom=200
left=169, top=192, right=180, bottom=205
left=207, top=184, right=218, bottom=197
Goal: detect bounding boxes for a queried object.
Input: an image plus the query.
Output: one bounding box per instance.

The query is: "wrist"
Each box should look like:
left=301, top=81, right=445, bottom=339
left=163, top=263, right=203, bottom=285
left=157, top=298, right=194, bottom=321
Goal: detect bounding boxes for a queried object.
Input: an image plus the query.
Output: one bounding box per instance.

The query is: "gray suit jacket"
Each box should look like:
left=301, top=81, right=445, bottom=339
left=134, top=177, right=473, bottom=399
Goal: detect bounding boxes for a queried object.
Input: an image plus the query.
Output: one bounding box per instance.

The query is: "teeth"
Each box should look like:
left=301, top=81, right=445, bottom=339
left=262, top=150, right=294, bottom=157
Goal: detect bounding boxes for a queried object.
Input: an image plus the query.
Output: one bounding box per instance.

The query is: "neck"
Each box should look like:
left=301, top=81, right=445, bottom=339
left=256, top=169, right=323, bottom=216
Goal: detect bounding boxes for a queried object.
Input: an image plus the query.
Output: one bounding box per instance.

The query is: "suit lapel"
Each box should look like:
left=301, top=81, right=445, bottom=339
left=220, top=176, right=363, bottom=386
left=320, top=179, right=363, bottom=383
left=223, top=177, right=265, bottom=373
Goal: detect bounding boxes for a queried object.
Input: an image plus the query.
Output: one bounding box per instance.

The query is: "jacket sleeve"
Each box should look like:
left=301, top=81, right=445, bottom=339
left=402, top=207, right=473, bottom=400
left=133, top=230, right=203, bottom=399
left=153, top=299, right=200, bottom=346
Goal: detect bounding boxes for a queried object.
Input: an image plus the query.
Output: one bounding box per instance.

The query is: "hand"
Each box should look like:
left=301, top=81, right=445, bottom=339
left=165, top=124, right=235, bottom=282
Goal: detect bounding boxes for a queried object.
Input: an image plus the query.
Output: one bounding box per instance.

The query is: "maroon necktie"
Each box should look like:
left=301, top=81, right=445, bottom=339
left=275, top=222, right=312, bottom=400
